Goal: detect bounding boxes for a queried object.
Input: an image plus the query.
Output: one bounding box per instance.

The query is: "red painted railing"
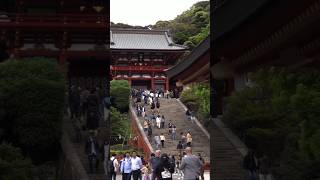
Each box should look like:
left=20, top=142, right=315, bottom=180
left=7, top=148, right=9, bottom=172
left=129, top=106, right=153, bottom=162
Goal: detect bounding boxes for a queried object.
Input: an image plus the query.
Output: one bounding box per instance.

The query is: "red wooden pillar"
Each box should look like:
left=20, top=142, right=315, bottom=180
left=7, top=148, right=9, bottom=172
left=151, top=78, right=155, bottom=90
left=128, top=77, right=132, bottom=86
left=59, top=50, right=67, bottom=66
left=165, top=78, right=169, bottom=91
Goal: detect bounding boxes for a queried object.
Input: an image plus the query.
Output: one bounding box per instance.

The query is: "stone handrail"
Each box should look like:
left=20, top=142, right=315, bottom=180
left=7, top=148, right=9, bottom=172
left=60, top=122, right=90, bottom=180
left=176, top=98, right=210, bottom=139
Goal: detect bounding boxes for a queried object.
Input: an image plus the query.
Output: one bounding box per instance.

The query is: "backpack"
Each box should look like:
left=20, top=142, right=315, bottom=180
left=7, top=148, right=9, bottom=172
left=109, top=158, right=116, bottom=173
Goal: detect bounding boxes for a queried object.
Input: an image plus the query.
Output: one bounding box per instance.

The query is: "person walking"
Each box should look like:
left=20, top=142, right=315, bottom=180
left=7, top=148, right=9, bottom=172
left=160, top=133, right=166, bottom=148
left=257, top=154, right=272, bottom=180
left=150, top=150, right=162, bottom=180
left=142, top=106, right=146, bottom=118
left=154, top=135, right=161, bottom=149
left=243, top=149, right=258, bottom=180
left=177, top=141, right=183, bottom=155
left=181, top=132, right=187, bottom=149
left=141, top=163, right=152, bottom=180
left=154, top=153, right=174, bottom=180
left=131, top=151, right=143, bottom=180
left=109, top=154, right=119, bottom=180
left=156, top=115, right=161, bottom=129
left=121, top=153, right=132, bottom=180
left=176, top=153, right=183, bottom=176
left=148, top=126, right=153, bottom=140
left=180, top=147, right=203, bottom=180
left=144, top=120, right=149, bottom=132
left=185, top=109, right=191, bottom=121
left=85, top=131, right=100, bottom=174
left=197, top=153, right=205, bottom=180
left=190, top=110, right=196, bottom=124
left=171, top=125, right=177, bottom=140
left=186, top=132, right=193, bottom=147
left=161, top=115, right=165, bottom=129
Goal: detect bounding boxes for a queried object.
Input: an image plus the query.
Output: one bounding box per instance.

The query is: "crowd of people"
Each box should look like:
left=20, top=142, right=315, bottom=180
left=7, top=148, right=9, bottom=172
left=243, top=149, right=272, bottom=180
left=109, top=147, right=204, bottom=180
left=132, top=89, right=195, bottom=152
left=68, top=85, right=111, bottom=174
left=130, top=88, right=205, bottom=180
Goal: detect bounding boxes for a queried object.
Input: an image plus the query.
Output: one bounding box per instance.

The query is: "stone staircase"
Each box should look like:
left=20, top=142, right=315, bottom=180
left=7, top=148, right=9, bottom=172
left=136, top=98, right=210, bottom=162
left=66, top=115, right=108, bottom=180
left=210, top=120, right=248, bottom=180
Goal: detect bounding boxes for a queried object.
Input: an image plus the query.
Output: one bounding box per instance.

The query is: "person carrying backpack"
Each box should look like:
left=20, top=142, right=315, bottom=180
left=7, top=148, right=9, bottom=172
left=155, top=153, right=174, bottom=180
left=109, top=154, right=119, bottom=180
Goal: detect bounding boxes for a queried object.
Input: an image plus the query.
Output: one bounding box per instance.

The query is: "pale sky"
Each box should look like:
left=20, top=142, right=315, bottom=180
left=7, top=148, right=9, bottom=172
left=110, top=0, right=208, bottom=26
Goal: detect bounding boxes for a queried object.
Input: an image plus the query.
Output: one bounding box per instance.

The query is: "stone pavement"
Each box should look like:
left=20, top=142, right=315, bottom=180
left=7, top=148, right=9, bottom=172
left=136, top=98, right=210, bottom=162
left=116, top=171, right=211, bottom=180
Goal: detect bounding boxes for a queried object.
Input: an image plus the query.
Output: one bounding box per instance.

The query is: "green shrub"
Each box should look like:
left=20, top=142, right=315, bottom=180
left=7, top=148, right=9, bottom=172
left=180, top=83, right=210, bottom=125
left=0, top=143, right=33, bottom=180
left=0, top=58, right=66, bottom=164
left=110, top=80, right=130, bottom=112
left=223, top=67, right=320, bottom=179
left=110, top=107, right=131, bottom=140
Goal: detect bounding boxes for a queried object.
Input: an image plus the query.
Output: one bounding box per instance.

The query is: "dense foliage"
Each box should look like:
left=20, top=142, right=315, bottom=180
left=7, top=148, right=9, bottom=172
left=152, top=1, right=209, bottom=48
left=180, top=83, right=210, bottom=126
left=223, top=67, right=320, bottom=180
left=110, top=80, right=130, bottom=112
left=111, top=1, right=209, bottom=49
left=0, top=143, right=33, bottom=180
left=0, top=58, right=66, bottom=164
left=110, top=107, right=131, bottom=140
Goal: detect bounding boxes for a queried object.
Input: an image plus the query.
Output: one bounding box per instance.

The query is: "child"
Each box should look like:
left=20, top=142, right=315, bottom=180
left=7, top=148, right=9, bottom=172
left=141, top=163, right=151, bottom=180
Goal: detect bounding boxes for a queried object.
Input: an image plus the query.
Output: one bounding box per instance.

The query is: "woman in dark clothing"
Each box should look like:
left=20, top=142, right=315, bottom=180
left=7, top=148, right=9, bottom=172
left=243, top=149, right=258, bottom=180
left=155, top=153, right=173, bottom=180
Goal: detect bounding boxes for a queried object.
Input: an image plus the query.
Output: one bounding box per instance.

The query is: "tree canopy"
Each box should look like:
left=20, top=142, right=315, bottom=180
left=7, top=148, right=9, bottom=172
left=223, top=67, right=320, bottom=179
left=0, top=57, right=66, bottom=164
left=111, top=1, right=209, bottom=49
left=110, top=80, right=130, bottom=112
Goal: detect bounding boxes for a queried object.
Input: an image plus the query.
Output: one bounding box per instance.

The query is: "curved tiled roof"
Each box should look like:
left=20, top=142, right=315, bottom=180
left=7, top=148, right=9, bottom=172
left=110, top=29, right=187, bottom=50
left=166, top=35, right=210, bottom=79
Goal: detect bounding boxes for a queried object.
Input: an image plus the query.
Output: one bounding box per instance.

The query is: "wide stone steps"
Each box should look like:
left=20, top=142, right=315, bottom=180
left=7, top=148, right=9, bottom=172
left=136, top=98, right=210, bottom=162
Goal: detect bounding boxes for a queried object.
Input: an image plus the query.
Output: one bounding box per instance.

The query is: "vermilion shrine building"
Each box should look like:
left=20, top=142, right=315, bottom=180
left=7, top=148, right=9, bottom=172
left=110, top=29, right=187, bottom=90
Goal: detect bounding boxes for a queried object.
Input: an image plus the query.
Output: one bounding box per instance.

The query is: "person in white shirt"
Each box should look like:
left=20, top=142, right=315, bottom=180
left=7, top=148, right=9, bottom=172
left=131, top=151, right=143, bottom=180
left=109, top=154, right=119, bottom=180
left=156, top=115, right=161, bottom=129
left=160, top=133, right=166, bottom=148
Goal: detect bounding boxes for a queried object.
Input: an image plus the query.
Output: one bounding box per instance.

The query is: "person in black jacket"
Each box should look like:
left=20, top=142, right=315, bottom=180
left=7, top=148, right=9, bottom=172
left=85, top=131, right=100, bottom=173
left=243, top=149, right=258, bottom=180
left=155, top=153, right=174, bottom=180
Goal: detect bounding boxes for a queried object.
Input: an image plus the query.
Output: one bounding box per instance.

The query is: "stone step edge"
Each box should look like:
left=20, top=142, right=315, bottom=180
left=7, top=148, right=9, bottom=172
left=175, top=98, right=210, bottom=139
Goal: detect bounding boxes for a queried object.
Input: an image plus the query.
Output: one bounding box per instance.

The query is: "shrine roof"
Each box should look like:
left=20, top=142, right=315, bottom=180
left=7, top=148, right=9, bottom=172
left=166, top=36, right=210, bottom=79
left=110, top=29, right=187, bottom=51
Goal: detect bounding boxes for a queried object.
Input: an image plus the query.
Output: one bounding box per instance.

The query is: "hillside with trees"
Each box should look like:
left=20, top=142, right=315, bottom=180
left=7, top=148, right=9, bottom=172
left=111, top=1, right=210, bottom=49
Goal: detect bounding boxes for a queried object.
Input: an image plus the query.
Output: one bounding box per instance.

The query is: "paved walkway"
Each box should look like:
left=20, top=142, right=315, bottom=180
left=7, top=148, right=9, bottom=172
left=116, top=171, right=211, bottom=180
left=136, top=98, right=210, bottom=162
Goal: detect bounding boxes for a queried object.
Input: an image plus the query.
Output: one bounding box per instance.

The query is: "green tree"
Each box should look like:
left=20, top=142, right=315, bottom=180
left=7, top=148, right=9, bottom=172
left=152, top=1, right=209, bottom=48
left=0, top=143, right=33, bottom=180
left=110, top=107, right=131, bottom=139
left=180, top=83, right=210, bottom=126
left=110, top=80, right=130, bottom=112
left=223, top=67, right=320, bottom=179
left=0, top=57, right=66, bottom=164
